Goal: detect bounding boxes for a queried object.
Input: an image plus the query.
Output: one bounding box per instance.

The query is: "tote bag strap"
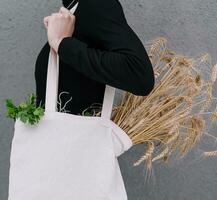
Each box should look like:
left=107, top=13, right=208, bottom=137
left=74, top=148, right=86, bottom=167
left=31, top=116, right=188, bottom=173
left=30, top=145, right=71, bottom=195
left=45, top=1, right=116, bottom=119
left=101, top=84, right=116, bottom=119
left=45, top=48, right=116, bottom=120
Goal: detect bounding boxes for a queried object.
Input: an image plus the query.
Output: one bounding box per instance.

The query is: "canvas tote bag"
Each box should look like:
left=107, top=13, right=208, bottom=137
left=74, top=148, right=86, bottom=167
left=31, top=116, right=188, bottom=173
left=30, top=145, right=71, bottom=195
left=8, top=2, right=133, bottom=199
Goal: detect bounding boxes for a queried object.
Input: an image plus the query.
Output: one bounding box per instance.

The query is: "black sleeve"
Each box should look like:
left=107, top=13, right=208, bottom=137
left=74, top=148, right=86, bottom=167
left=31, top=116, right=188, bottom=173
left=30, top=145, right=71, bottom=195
left=58, top=0, right=155, bottom=96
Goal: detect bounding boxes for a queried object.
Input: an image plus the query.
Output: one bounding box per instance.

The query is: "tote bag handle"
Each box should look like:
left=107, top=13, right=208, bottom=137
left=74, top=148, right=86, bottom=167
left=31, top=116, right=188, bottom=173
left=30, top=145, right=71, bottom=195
left=45, top=1, right=116, bottom=119
left=45, top=48, right=116, bottom=120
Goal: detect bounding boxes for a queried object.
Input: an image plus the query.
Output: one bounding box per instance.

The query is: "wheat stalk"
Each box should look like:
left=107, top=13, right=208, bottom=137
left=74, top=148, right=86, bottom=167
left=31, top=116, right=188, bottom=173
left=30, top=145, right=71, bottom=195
left=204, top=151, right=217, bottom=157
left=84, top=37, right=217, bottom=175
left=110, top=37, right=217, bottom=172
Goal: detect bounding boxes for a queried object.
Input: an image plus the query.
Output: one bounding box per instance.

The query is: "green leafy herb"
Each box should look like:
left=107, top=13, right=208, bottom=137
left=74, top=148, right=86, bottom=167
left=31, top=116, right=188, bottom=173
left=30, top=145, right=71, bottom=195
left=82, top=111, right=93, bottom=116
left=5, top=93, right=45, bottom=125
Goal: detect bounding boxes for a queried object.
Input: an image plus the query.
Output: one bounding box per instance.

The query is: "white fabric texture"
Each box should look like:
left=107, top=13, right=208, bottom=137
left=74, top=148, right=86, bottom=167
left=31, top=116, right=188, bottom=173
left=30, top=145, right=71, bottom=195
left=8, top=2, right=133, bottom=200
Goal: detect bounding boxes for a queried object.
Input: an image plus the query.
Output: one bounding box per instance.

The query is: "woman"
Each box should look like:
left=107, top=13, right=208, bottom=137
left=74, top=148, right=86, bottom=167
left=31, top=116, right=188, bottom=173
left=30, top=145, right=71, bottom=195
left=34, top=0, right=155, bottom=115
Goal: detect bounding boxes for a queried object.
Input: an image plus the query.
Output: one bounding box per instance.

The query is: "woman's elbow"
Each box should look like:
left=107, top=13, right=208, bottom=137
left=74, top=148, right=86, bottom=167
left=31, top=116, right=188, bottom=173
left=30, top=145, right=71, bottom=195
left=131, top=63, right=155, bottom=96
left=133, top=77, right=155, bottom=96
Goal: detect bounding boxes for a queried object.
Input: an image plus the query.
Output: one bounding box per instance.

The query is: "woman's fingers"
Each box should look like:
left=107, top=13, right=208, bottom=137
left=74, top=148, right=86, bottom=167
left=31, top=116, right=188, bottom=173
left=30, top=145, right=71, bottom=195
left=51, top=13, right=61, bottom=17
left=44, top=13, right=63, bottom=29
left=44, top=5, right=70, bottom=28
left=43, top=6, right=76, bottom=52
left=59, top=6, right=74, bottom=18
left=59, top=6, right=70, bottom=14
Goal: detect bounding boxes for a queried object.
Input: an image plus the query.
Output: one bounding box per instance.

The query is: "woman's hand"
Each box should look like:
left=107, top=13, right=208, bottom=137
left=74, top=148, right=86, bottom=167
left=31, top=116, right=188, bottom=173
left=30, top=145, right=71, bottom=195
left=43, top=6, right=76, bottom=52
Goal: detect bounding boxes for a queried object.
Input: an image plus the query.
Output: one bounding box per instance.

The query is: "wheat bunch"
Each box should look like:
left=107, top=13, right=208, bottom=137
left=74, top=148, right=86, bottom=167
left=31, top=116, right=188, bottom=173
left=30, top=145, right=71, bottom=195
left=84, top=37, right=217, bottom=175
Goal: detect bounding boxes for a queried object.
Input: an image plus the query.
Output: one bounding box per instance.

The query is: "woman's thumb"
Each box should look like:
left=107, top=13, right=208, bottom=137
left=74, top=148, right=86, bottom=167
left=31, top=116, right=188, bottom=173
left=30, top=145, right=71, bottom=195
left=43, top=16, right=49, bottom=28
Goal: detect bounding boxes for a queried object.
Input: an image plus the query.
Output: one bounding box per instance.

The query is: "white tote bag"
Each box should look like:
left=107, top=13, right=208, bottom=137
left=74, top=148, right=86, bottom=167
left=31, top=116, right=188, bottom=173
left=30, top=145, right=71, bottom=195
left=8, top=2, right=133, bottom=199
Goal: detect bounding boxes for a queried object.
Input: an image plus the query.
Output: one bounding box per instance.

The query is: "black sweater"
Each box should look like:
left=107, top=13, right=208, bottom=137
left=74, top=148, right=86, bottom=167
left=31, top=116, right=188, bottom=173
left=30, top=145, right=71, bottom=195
left=34, top=0, right=155, bottom=115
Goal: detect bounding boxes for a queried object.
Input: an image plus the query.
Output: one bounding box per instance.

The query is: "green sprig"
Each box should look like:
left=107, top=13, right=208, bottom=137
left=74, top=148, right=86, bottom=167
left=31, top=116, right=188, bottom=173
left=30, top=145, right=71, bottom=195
left=5, top=93, right=45, bottom=125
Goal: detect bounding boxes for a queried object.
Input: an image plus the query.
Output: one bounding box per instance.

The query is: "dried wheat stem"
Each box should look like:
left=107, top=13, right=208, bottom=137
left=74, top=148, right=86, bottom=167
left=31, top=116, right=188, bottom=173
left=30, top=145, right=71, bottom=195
left=133, top=142, right=154, bottom=166
left=204, top=151, right=217, bottom=157
left=152, top=147, right=169, bottom=162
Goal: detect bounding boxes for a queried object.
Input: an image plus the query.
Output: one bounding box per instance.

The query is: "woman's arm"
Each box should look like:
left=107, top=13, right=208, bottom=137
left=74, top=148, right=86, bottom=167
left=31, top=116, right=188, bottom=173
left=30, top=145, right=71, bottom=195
left=58, top=36, right=155, bottom=96
left=58, top=0, right=155, bottom=96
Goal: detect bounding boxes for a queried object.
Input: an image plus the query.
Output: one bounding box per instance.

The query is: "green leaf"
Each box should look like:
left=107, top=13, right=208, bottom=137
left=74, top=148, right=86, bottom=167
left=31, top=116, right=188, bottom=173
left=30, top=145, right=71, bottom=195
left=5, top=99, right=15, bottom=108
left=19, top=102, right=28, bottom=109
left=5, top=93, right=45, bottom=125
left=33, top=108, right=44, bottom=116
